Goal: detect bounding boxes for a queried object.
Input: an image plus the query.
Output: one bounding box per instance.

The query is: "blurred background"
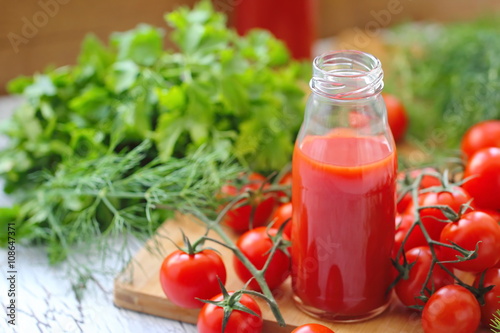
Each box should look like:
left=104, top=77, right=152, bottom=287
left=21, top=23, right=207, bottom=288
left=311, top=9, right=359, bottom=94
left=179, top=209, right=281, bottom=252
left=2, top=0, right=500, bottom=94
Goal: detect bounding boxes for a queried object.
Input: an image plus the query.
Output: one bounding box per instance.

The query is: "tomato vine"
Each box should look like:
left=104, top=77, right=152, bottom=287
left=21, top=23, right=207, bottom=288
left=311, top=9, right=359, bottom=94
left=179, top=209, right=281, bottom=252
left=181, top=180, right=291, bottom=327
left=393, top=169, right=495, bottom=310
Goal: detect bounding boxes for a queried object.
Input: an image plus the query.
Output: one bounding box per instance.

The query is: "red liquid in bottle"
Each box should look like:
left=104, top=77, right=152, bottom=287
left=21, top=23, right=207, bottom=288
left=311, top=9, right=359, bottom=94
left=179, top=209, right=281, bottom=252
left=291, top=134, right=396, bottom=320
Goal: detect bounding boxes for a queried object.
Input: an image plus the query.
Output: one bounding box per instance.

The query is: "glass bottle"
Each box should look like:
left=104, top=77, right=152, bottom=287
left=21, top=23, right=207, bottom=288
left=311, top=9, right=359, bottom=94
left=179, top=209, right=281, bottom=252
left=291, top=50, right=397, bottom=322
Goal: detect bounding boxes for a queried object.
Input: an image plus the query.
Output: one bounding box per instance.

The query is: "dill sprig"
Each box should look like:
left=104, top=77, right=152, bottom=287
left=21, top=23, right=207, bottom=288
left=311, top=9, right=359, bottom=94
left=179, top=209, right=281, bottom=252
left=11, top=140, right=241, bottom=263
left=492, top=307, right=500, bottom=333
left=385, top=17, right=500, bottom=165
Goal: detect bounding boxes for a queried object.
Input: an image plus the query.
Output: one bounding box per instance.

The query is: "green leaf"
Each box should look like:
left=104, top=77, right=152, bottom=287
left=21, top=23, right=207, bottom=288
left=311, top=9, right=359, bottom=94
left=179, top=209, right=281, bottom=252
left=0, top=206, right=20, bottom=246
left=112, top=24, right=164, bottom=66
left=77, top=34, right=114, bottom=77
left=105, top=60, right=140, bottom=93
left=23, top=74, right=57, bottom=99
left=184, top=24, right=205, bottom=53
left=6, top=76, right=33, bottom=94
left=220, top=75, right=248, bottom=116
left=0, top=150, right=31, bottom=174
left=155, top=112, right=185, bottom=160
left=68, top=86, right=110, bottom=115
left=239, top=30, right=290, bottom=66
left=166, top=0, right=228, bottom=54
left=9, top=103, right=43, bottom=143
left=156, top=86, right=187, bottom=111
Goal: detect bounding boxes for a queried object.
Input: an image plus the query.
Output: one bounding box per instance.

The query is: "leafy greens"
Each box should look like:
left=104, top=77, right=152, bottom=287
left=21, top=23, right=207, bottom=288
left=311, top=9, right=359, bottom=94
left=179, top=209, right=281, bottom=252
left=385, top=17, right=500, bottom=158
left=0, top=0, right=307, bottom=261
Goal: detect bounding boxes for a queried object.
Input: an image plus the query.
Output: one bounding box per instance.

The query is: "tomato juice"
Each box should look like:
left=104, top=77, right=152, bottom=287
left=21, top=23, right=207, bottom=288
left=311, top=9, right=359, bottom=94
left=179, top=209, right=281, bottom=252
left=291, top=134, right=396, bottom=321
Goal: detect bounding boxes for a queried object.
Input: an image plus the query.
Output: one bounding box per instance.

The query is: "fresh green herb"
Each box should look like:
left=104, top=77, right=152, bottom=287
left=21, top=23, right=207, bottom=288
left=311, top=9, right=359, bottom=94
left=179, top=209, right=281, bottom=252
left=0, top=0, right=307, bottom=260
left=1, top=0, right=306, bottom=194
left=385, top=17, right=500, bottom=162
left=1, top=140, right=241, bottom=263
left=492, top=306, right=500, bottom=333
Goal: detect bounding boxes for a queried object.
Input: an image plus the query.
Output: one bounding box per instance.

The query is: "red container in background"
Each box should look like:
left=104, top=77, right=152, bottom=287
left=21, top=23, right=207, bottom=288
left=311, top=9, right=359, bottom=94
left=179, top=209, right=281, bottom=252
left=234, top=0, right=317, bottom=60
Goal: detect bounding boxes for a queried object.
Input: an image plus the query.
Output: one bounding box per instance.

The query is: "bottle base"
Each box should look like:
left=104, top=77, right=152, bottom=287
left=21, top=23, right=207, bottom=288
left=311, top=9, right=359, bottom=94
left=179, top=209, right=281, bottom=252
left=292, top=295, right=391, bottom=323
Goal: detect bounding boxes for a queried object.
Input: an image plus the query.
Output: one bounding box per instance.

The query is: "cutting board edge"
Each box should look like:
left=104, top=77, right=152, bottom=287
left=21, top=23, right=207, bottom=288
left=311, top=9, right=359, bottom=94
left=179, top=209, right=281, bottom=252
left=113, top=274, right=298, bottom=332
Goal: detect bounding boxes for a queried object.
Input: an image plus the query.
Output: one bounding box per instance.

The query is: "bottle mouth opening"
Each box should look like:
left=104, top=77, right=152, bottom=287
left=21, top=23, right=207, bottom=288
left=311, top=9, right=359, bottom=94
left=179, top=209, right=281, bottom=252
left=311, top=50, right=384, bottom=99
left=313, top=50, right=381, bottom=77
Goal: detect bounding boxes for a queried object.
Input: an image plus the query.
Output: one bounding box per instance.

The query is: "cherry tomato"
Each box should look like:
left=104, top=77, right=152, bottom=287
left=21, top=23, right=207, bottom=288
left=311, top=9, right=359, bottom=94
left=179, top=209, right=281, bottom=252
left=439, top=211, right=500, bottom=273
left=292, top=323, right=335, bottom=333
left=398, top=167, right=442, bottom=190
left=395, top=246, right=453, bottom=308
left=383, top=93, right=409, bottom=142
left=270, top=202, right=292, bottom=238
left=393, top=214, right=417, bottom=257
left=397, top=167, right=441, bottom=214
left=279, top=171, right=292, bottom=186
left=473, top=267, right=500, bottom=327
left=461, top=120, right=500, bottom=159
left=475, top=210, right=500, bottom=268
left=233, top=227, right=291, bottom=291
left=476, top=209, right=500, bottom=223
left=422, top=285, right=480, bottom=333
left=276, top=170, right=293, bottom=201
left=397, top=194, right=413, bottom=216
left=197, top=292, right=263, bottom=333
left=220, top=172, right=278, bottom=232
left=159, top=249, right=226, bottom=308
left=404, top=186, right=473, bottom=245
left=463, top=147, right=500, bottom=211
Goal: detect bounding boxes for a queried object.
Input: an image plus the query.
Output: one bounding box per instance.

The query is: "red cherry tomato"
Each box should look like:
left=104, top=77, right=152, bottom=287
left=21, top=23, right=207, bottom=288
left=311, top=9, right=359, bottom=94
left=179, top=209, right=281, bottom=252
left=397, top=168, right=441, bottom=214
left=393, top=214, right=417, bottom=257
left=397, top=194, right=413, bottom=216
left=220, top=172, right=278, bottom=232
left=159, top=249, right=226, bottom=308
left=463, top=147, right=500, bottom=211
left=461, top=120, right=500, bottom=159
left=197, top=292, right=263, bottom=333
left=292, top=323, right=335, bottom=333
left=279, top=171, right=292, bottom=186
left=383, top=93, right=409, bottom=142
left=404, top=186, right=473, bottom=244
left=270, top=202, right=292, bottom=238
left=395, top=246, right=453, bottom=308
left=277, top=171, right=293, bottom=201
left=474, top=210, right=500, bottom=267
left=422, top=285, right=481, bottom=333
left=473, top=267, right=500, bottom=327
left=476, top=209, right=500, bottom=223
left=439, top=211, right=500, bottom=273
left=233, top=227, right=291, bottom=291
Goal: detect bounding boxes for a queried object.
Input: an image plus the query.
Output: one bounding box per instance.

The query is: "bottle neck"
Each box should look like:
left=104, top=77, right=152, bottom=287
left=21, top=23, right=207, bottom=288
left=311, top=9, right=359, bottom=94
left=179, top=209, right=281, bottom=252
left=310, top=51, right=384, bottom=100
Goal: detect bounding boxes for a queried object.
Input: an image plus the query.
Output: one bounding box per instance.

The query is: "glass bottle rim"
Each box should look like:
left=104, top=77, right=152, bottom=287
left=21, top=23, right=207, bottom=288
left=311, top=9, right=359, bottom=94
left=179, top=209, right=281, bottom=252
left=310, top=50, right=384, bottom=99
left=313, top=50, right=381, bottom=78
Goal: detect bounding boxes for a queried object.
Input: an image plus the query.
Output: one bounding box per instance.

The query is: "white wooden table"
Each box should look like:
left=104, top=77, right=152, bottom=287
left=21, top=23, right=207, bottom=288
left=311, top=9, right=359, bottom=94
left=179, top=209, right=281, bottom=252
left=0, top=96, right=197, bottom=333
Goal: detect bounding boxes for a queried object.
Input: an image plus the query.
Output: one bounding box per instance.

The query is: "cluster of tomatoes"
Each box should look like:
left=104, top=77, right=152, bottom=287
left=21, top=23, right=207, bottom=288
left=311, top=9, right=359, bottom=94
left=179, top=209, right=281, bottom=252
left=159, top=171, right=335, bottom=332
left=394, top=120, right=500, bottom=333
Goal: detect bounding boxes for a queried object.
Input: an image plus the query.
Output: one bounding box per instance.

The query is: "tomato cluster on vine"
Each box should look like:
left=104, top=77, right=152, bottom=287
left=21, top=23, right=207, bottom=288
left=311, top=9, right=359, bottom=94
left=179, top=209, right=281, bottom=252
left=393, top=120, right=500, bottom=333
left=159, top=170, right=303, bottom=332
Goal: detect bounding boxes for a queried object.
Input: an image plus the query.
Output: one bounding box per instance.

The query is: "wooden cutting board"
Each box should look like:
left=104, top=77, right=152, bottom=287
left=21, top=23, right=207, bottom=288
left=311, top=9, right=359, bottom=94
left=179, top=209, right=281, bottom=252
left=113, top=214, right=490, bottom=332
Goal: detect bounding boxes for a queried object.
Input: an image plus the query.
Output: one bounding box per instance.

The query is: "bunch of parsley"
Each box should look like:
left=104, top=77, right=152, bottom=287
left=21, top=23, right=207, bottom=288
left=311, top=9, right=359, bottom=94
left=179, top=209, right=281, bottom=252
left=0, top=0, right=307, bottom=261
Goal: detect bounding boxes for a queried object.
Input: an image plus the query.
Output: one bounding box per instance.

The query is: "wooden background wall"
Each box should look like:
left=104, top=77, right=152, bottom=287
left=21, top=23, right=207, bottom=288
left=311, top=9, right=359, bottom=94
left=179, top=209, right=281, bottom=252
left=1, top=0, right=500, bottom=94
